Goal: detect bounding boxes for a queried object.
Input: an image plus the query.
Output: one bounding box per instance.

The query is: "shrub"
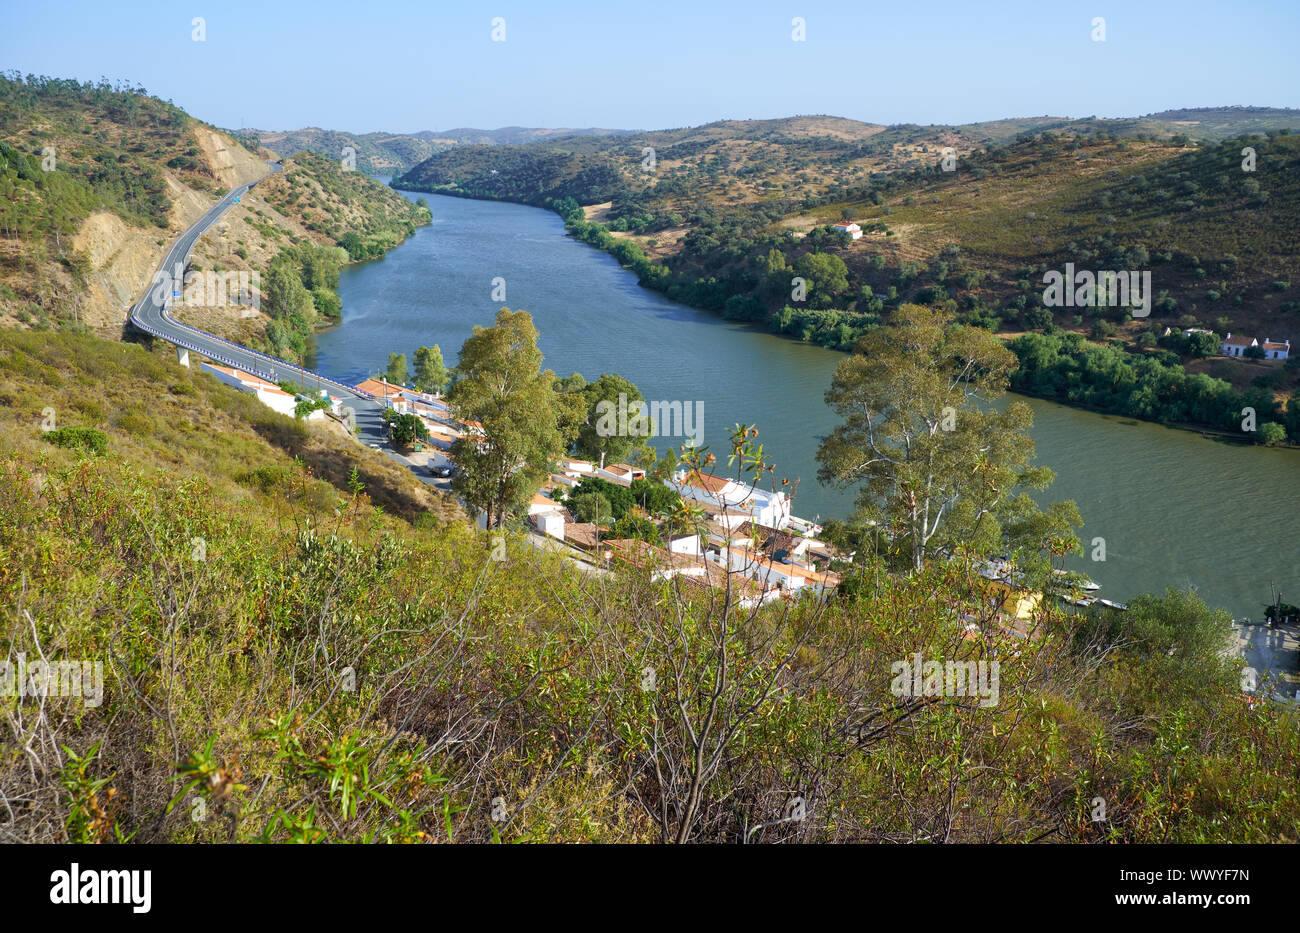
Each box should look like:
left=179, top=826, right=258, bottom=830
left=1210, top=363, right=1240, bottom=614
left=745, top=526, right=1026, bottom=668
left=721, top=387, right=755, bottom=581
left=42, top=426, right=108, bottom=454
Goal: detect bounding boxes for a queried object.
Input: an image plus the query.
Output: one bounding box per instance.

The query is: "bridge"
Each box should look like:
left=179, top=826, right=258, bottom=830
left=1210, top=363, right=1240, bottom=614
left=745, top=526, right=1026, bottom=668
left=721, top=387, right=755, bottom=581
left=125, top=164, right=425, bottom=476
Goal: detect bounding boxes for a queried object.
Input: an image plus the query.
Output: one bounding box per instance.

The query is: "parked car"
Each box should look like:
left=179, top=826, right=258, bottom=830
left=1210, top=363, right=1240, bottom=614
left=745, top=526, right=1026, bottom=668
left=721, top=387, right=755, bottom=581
left=428, top=464, right=454, bottom=478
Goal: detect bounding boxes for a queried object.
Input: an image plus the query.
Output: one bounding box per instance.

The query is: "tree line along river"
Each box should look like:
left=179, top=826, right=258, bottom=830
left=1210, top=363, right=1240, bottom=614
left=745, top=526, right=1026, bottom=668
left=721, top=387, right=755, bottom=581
left=308, top=189, right=1299, bottom=620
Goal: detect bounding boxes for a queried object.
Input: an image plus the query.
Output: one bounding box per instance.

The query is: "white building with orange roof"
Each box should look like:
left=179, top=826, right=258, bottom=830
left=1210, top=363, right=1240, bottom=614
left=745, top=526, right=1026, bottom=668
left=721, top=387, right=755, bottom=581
left=670, top=468, right=797, bottom=531
left=1221, top=334, right=1291, bottom=360
left=595, top=463, right=646, bottom=485
left=201, top=363, right=339, bottom=421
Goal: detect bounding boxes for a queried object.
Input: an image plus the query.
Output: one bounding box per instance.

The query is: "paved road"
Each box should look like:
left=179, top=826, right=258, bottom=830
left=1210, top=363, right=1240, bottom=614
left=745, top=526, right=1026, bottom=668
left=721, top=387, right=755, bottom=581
left=127, top=167, right=608, bottom=569
left=126, top=163, right=440, bottom=482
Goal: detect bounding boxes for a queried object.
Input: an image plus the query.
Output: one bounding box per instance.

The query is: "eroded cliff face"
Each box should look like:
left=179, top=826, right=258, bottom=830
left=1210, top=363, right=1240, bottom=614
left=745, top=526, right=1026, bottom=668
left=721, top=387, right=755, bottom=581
left=2, top=123, right=274, bottom=332
left=64, top=125, right=274, bottom=330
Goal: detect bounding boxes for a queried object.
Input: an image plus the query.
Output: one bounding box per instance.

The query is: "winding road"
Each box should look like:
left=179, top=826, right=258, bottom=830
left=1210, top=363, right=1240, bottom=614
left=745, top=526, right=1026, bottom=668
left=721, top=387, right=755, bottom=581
left=126, top=165, right=606, bottom=563
left=126, top=163, right=446, bottom=482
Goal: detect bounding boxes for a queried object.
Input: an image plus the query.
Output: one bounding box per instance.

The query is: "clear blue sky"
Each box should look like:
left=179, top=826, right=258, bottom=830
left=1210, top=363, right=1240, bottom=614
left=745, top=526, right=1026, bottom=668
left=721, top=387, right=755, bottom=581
left=2, top=0, right=1296, bottom=133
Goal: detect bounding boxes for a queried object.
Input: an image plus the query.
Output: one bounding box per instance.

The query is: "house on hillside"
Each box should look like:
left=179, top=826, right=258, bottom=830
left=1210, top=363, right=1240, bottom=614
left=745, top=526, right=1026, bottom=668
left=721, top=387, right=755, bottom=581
left=1262, top=337, right=1291, bottom=360
left=1221, top=334, right=1291, bottom=360
left=670, top=469, right=796, bottom=531
left=202, top=363, right=339, bottom=420
left=528, top=492, right=566, bottom=518
left=595, top=463, right=646, bottom=485
left=532, top=510, right=565, bottom=540
left=832, top=221, right=863, bottom=240
left=559, top=458, right=595, bottom=477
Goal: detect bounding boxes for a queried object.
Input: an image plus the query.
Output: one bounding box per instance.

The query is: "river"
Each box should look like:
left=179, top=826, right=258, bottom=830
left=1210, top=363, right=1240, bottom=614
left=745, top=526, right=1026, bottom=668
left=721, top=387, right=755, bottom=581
left=310, top=189, right=1298, bottom=619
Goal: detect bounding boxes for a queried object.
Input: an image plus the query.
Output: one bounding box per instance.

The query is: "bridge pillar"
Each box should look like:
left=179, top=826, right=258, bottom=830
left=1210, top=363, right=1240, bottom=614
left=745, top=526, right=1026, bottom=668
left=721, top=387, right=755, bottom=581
left=176, top=346, right=190, bottom=368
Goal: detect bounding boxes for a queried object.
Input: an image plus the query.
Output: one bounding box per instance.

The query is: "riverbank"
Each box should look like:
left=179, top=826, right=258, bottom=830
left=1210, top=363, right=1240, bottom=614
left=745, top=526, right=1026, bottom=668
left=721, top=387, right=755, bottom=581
left=394, top=180, right=1297, bottom=448
left=317, top=191, right=1298, bottom=620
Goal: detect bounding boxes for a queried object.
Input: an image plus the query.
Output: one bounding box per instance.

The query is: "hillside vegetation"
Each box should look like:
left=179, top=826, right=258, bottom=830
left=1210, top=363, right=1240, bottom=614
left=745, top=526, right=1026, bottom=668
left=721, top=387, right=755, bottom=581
left=397, top=113, right=1299, bottom=439
left=240, top=125, right=637, bottom=175
left=2, top=328, right=1298, bottom=843
left=0, top=73, right=268, bottom=328
left=179, top=150, right=430, bottom=361
left=0, top=73, right=429, bottom=366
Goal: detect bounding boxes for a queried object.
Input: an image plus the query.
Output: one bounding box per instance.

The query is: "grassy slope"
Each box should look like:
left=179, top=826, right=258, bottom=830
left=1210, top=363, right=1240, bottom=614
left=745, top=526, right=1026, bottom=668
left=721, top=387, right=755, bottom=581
left=2, top=329, right=1298, bottom=843
left=0, top=330, right=463, bottom=527
left=0, top=75, right=429, bottom=348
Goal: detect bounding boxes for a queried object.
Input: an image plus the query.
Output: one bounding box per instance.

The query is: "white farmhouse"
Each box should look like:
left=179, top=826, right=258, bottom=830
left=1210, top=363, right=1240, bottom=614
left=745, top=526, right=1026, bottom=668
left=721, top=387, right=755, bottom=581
left=1221, top=334, right=1291, bottom=360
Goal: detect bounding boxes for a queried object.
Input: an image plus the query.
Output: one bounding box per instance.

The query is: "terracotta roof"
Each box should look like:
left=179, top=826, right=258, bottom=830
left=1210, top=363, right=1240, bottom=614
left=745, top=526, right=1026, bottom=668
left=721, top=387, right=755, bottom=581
left=1222, top=335, right=1254, bottom=347
left=204, top=363, right=282, bottom=393
left=736, top=521, right=800, bottom=559
left=564, top=523, right=603, bottom=550
left=678, top=470, right=732, bottom=495
left=676, top=561, right=774, bottom=600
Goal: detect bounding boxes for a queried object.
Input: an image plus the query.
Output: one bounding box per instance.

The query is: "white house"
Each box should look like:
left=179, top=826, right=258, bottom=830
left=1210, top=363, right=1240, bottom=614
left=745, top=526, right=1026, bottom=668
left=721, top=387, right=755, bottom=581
left=1262, top=337, right=1291, bottom=360
left=528, top=493, right=566, bottom=518
left=1221, top=334, right=1291, bottom=360
left=595, top=463, right=646, bottom=485
left=666, top=533, right=703, bottom=557
left=832, top=221, right=863, bottom=240
left=670, top=469, right=794, bottom=531
left=559, top=457, right=595, bottom=477
left=532, top=510, right=565, bottom=541
left=201, top=363, right=338, bottom=421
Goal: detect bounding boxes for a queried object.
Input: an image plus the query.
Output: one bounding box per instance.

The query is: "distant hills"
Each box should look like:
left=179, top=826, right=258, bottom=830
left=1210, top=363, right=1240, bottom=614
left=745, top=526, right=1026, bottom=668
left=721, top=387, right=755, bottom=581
left=237, top=125, right=636, bottom=174
left=389, top=107, right=1299, bottom=415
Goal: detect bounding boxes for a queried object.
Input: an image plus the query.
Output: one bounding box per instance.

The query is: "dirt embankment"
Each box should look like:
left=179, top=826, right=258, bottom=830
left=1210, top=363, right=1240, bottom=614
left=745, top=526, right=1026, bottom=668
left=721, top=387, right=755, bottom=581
left=67, top=126, right=274, bottom=332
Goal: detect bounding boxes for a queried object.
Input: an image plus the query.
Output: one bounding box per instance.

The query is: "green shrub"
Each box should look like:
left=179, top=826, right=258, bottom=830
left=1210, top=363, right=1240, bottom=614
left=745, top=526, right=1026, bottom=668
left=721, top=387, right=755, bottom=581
left=42, top=425, right=108, bottom=454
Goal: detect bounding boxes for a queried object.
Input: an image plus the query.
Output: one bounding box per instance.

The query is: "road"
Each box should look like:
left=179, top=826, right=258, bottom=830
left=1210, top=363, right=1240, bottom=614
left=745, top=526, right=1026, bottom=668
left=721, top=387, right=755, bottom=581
left=127, top=166, right=614, bottom=571
left=126, top=163, right=443, bottom=484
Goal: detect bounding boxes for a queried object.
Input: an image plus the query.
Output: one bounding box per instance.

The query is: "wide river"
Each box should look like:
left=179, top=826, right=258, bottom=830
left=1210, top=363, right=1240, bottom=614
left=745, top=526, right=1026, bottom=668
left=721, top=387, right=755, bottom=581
left=311, top=189, right=1298, bottom=618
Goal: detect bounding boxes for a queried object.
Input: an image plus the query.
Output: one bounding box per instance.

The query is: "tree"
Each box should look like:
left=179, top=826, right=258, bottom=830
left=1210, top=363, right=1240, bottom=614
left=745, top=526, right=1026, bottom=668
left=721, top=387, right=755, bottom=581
left=569, top=491, right=613, bottom=525
left=412, top=345, right=448, bottom=394
left=793, top=252, right=849, bottom=306
left=1257, top=421, right=1286, bottom=446
left=565, top=476, right=635, bottom=520
left=1285, top=389, right=1300, bottom=441
left=264, top=257, right=313, bottom=322
left=552, top=372, right=590, bottom=449
left=576, top=373, right=646, bottom=468
left=817, top=305, right=1078, bottom=571
left=385, top=352, right=408, bottom=386
left=448, top=308, right=566, bottom=530
left=387, top=412, right=427, bottom=448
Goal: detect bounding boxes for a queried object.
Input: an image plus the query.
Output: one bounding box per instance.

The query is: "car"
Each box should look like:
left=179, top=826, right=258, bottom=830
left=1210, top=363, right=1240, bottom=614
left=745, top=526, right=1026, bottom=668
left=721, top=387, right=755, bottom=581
left=428, top=464, right=454, bottom=478
left=368, top=442, right=381, bottom=450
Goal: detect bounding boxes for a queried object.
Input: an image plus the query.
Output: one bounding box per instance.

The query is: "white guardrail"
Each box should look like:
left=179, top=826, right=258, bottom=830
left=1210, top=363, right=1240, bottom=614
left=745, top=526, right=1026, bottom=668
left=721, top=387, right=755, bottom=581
left=129, top=171, right=377, bottom=403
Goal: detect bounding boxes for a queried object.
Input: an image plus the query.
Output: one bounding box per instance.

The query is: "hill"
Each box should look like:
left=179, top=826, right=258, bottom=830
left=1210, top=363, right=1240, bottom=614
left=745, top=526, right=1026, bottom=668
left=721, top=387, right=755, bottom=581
left=394, top=112, right=1299, bottom=436
left=0, top=73, right=429, bottom=363
left=2, top=328, right=1297, bottom=843
left=238, top=125, right=637, bottom=175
